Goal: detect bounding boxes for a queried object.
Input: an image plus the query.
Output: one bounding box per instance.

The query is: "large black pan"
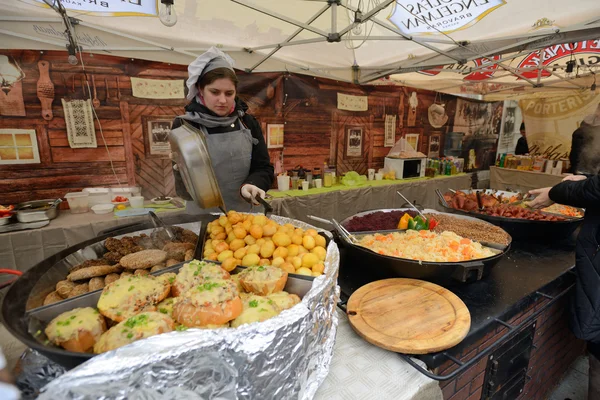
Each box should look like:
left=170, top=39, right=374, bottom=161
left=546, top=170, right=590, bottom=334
left=437, top=190, right=583, bottom=241
left=335, top=208, right=510, bottom=288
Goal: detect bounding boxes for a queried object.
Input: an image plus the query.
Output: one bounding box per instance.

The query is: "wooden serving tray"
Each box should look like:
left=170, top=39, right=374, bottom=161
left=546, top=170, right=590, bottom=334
left=347, top=278, right=470, bottom=354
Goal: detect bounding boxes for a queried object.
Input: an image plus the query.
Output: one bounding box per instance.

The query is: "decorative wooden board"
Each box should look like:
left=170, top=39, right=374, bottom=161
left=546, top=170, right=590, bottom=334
left=37, top=60, right=54, bottom=120
left=347, top=278, right=471, bottom=354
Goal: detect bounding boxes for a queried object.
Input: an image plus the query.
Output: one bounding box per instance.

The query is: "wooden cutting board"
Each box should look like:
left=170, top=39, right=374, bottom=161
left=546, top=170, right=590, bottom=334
left=347, top=278, right=471, bottom=354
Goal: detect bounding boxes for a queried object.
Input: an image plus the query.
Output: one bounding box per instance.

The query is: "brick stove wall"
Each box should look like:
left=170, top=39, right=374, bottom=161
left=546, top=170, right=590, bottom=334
left=439, top=288, right=586, bottom=400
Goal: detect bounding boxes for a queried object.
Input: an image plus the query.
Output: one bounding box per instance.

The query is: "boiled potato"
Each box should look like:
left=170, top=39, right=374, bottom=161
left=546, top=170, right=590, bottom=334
left=242, top=253, right=260, bottom=267
left=256, top=238, right=266, bottom=247
left=229, top=239, right=246, bottom=252
left=214, top=242, right=229, bottom=254
left=218, top=215, right=229, bottom=227
left=234, top=247, right=248, bottom=260
left=290, top=256, right=302, bottom=269
left=287, top=244, right=300, bottom=257
left=228, top=212, right=243, bottom=225
left=302, top=235, right=316, bottom=250
left=260, top=242, right=275, bottom=258
left=259, top=259, right=270, bottom=266
left=242, top=220, right=252, bottom=232
left=315, top=234, right=327, bottom=248
left=301, top=253, right=319, bottom=269
left=244, top=236, right=256, bottom=245
left=273, top=232, right=292, bottom=247
left=272, top=257, right=285, bottom=267
left=253, top=215, right=268, bottom=226
left=298, top=246, right=309, bottom=255
left=312, top=263, right=325, bottom=274
left=217, top=250, right=234, bottom=262
left=296, top=267, right=312, bottom=276
left=291, top=235, right=303, bottom=245
left=250, top=225, right=263, bottom=239
left=247, top=244, right=260, bottom=255
left=280, top=263, right=295, bottom=274
left=204, top=248, right=216, bottom=257
left=262, top=224, right=277, bottom=237
left=273, top=247, right=288, bottom=259
left=305, top=228, right=318, bottom=237
left=233, top=227, right=247, bottom=239
left=222, top=258, right=240, bottom=272
left=311, top=246, right=327, bottom=262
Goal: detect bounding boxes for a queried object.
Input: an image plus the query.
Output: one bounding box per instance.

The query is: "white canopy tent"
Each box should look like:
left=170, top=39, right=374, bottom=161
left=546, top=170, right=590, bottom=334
left=0, top=0, right=599, bottom=100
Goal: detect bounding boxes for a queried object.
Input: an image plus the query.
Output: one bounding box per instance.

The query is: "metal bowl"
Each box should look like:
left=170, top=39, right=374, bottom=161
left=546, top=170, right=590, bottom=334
left=0, top=215, right=12, bottom=225
left=15, top=199, right=60, bottom=223
left=169, top=122, right=225, bottom=211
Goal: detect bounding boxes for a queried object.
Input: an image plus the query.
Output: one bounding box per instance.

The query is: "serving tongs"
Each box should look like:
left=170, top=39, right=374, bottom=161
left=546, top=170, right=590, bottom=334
left=254, top=194, right=273, bottom=216
left=148, top=211, right=176, bottom=248
left=396, top=191, right=427, bottom=221
left=435, top=189, right=451, bottom=208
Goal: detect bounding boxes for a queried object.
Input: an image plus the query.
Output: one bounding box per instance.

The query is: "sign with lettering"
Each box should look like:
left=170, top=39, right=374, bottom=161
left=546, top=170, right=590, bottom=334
left=519, top=93, right=600, bottom=160
left=337, top=93, right=368, bottom=111
left=131, top=78, right=185, bottom=99
left=32, top=0, right=158, bottom=16
left=389, top=0, right=505, bottom=35
left=517, top=40, right=600, bottom=79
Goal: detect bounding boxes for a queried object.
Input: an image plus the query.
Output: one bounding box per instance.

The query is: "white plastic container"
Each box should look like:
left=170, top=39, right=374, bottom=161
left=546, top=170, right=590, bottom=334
left=91, top=204, right=114, bottom=215
left=82, top=188, right=111, bottom=207
left=129, top=196, right=144, bottom=208
left=64, top=192, right=90, bottom=214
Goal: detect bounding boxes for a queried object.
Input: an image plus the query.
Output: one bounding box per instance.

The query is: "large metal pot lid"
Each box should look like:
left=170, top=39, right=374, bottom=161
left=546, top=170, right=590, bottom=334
left=169, top=122, right=226, bottom=211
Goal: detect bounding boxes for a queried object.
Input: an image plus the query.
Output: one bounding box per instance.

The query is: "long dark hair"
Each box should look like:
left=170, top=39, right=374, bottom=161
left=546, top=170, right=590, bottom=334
left=197, top=67, right=239, bottom=90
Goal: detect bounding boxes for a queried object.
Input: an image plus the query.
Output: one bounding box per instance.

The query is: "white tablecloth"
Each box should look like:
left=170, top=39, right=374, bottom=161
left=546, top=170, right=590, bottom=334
left=316, top=310, right=442, bottom=400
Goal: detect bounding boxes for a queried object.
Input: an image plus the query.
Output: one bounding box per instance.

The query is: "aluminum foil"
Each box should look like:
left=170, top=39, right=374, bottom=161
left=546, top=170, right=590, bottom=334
left=38, top=215, right=340, bottom=400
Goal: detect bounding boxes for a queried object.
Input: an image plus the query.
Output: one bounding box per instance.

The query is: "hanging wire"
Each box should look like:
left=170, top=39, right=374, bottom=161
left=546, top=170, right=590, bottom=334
left=48, top=0, right=123, bottom=186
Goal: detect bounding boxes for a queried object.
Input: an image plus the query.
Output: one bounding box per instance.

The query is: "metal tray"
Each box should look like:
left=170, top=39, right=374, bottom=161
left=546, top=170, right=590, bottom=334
left=15, top=199, right=60, bottom=223
left=169, top=121, right=226, bottom=211
left=336, top=208, right=510, bottom=287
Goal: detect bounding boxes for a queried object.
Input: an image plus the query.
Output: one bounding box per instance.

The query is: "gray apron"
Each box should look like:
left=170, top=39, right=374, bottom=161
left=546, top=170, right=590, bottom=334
left=178, top=115, right=258, bottom=214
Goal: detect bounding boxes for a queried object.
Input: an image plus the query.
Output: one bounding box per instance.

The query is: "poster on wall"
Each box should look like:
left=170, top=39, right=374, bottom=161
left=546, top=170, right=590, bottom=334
left=346, top=127, right=363, bottom=158
left=267, top=124, right=284, bottom=149
left=519, top=93, right=600, bottom=161
left=338, top=93, right=368, bottom=111
left=428, top=134, right=441, bottom=158
left=384, top=115, right=396, bottom=147
left=143, top=116, right=172, bottom=158
left=497, top=100, right=523, bottom=155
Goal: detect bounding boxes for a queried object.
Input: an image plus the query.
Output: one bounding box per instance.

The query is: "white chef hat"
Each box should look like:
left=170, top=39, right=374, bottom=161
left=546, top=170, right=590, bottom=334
left=186, top=47, right=235, bottom=101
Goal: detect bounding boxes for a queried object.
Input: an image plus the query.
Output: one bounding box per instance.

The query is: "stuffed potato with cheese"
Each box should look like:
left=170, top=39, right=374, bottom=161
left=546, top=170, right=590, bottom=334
left=238, top=265, right=288, bottom=295
left=94, top=312, right=175, bottom=353
left=173, top=279, right=243, bottom=327
left=45, top=307, right=106, bottom=353
left=97, top=275, right=170, bottom=322
left=171, top=260, right=230, bottom=297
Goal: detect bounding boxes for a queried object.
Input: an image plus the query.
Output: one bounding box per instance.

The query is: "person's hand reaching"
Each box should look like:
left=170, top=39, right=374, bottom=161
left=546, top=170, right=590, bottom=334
left=527, top=187, right=554, bottom=209
left=562, top=174, right=587, bottom=182
left=240, top=184, right=266, bottom=205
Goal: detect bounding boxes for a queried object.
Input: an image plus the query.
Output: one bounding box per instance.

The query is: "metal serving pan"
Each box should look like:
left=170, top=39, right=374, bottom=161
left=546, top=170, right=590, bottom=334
left=439, top=189, right=583, bottom=241
left=14, top=199, right=60, bottom=223
left=2, top=214, right=321, bottom=369
left=336, top=208, right=510, bottom=287
left=169, top=121, right=226, bottom=211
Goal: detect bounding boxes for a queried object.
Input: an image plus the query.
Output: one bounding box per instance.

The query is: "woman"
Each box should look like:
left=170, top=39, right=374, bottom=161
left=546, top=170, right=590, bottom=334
left=172, top=47, right=274, bottom=213
left=529, top=174, right=600, bottom=399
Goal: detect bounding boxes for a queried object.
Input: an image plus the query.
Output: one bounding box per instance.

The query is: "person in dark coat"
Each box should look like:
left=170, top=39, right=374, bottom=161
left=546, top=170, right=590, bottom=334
left=515, top=122, right=529, bottom=155
left=569, top=112, right=600, bottom=174
left=529, top=173, right=600, bottom=399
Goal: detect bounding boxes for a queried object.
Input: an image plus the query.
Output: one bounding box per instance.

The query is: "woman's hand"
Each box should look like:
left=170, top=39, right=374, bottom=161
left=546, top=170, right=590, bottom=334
left=527, top=187, right=554, bottom=209
left=562, top=174, right=587, bottom=182
left=241, top=184, right=266, bottom=205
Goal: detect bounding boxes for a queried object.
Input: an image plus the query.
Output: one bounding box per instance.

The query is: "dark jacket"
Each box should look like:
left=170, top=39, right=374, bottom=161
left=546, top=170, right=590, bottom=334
left=549, top=176, right=600, bottom=357
left=570, top=122, right=600, bottom=174
left=515, top=136, right=529, bottom=155
left=172, top=98, right=274, bottom=200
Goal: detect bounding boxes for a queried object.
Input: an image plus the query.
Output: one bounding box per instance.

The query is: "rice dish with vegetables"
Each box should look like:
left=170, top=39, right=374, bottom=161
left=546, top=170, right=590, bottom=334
left=358, top=230, right=496, bottom=262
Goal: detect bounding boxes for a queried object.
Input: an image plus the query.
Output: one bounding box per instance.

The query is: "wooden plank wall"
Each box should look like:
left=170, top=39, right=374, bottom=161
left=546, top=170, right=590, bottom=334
left=0, top=50, right=458, bottom=205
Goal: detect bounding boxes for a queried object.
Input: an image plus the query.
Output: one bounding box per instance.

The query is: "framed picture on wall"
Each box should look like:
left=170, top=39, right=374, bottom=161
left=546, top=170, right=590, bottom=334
left=345, top=126, right=363, bottom=158
left=0, top=129, right=40, bottom=165
left=428, top=133, right=441, bottom=157
left=143, top=116, right=172, bottom=158
left=267, top=123, right=284, bottom=149
left=405, top=133, right=419, bottom=152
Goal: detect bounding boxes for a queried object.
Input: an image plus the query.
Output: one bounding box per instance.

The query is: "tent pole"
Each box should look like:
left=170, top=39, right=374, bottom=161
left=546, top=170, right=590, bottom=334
left=231, top=0, right=329, bottom=38
left=245, top=4, right=331, bottom=72
left=331, top=1, right=337, bottom=33
left=543, top=69, right=587, bottom=90
left=339, top=2, right=462, bottom=61
left=249, top=38, right=328, bottom=52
